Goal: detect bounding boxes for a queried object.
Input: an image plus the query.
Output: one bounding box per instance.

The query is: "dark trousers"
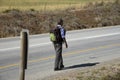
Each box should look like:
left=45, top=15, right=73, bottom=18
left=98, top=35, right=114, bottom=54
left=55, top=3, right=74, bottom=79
left=53, top=42, right=64, bottom=69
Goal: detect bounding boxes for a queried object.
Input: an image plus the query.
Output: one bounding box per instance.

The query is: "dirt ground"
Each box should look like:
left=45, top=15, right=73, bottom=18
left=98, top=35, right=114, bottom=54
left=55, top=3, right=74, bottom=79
left=42, top=58, right=120, bottom=80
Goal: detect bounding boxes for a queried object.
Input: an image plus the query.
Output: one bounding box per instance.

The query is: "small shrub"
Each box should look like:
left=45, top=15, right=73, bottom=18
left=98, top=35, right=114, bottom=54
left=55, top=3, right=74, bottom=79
left=2, top=9, right=20, bottom=13
left=62, top=79, right=69, bottom=80
left=2, top=9, right=11, bottom=13
left=77, top=76, right=83, bottom=80
left=30, top=9, right=36, bottom=12
left=100, top=67, right=107, bottom=71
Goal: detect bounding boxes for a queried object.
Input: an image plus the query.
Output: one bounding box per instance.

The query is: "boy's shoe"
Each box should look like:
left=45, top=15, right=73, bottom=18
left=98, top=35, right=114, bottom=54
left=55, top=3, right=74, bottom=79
left=54, top=65, right=64, bottom=71
left=54, top=68, right=61, bottom=71
left=60, top=65, right=64, bottom=69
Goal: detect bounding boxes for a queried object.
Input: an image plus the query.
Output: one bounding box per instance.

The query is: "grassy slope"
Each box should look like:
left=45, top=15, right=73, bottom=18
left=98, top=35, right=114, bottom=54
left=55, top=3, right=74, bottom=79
left=0, top=0, right=119, bottom=38
left=0, top=0, right=106, bottom=11
left=0, top=0, right=97, bottom=5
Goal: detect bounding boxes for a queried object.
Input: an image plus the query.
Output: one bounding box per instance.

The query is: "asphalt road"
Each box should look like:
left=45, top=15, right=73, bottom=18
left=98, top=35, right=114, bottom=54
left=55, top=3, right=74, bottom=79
left=0, top=25, right=120, bottom=80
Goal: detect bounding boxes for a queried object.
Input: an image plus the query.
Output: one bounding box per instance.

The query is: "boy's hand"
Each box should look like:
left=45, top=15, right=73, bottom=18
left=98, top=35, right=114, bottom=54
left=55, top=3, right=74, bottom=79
left=65, top=43, right=68, bottom=48
left=63, top=38, right=68, bottom=48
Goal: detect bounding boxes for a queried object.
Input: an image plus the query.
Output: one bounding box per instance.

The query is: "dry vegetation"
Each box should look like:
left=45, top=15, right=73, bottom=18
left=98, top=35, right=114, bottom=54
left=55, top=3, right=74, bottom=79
left=0, top=0, right=106, bottom=12
left=0, top=0, right=120, bottom=38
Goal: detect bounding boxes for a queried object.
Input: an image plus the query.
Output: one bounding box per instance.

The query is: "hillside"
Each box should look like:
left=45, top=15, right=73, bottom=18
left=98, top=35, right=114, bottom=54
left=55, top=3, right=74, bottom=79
left=0, top=0, right=120, bottom=38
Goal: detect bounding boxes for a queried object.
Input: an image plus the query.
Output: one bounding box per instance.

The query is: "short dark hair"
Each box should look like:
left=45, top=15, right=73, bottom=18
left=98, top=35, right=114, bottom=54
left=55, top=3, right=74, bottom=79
left=58, top=19, right=63, bottom=25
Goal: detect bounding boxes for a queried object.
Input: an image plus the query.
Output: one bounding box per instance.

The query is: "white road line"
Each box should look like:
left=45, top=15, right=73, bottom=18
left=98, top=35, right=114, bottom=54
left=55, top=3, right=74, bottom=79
left=68, top=32, right=120, bottom=41
left=0, top=32, right=120, bottom=52
left=0, top=47, right=19, bottom=52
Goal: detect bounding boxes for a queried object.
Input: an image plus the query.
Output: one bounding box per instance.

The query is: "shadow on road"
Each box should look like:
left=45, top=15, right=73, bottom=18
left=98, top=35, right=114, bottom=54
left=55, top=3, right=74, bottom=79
left=63, top=62, right=99, bottom=70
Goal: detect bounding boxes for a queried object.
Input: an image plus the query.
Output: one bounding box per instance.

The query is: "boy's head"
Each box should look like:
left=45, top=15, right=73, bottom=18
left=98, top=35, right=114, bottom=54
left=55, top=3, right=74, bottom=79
left=58, top=19, right=63, bottom=26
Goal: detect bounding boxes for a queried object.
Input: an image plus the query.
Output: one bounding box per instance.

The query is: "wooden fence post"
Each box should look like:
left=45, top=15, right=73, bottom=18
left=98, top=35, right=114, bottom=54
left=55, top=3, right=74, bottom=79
left=20, top=30, right=29, bottom=80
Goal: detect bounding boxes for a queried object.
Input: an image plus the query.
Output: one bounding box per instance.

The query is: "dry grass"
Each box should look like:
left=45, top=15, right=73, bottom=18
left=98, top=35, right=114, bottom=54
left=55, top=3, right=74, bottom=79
left=0, top=0, right=114, bottom=12
left=42, top=59, right=120, bottom=80
left=76, top=64, right=120, bottom=80
left=0, top=4, right=85, bottom=12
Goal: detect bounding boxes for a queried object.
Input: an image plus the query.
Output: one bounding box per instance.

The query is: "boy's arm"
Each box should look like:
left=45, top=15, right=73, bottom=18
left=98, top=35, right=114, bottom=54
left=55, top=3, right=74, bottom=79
left=60, top=27, right=68, bottom=48
left=63, top=38, right=68, bottom=48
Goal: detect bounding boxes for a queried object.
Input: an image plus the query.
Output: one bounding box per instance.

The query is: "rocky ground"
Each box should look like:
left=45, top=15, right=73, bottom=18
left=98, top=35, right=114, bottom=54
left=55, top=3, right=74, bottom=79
left=0, top=0, right=120, bottom=38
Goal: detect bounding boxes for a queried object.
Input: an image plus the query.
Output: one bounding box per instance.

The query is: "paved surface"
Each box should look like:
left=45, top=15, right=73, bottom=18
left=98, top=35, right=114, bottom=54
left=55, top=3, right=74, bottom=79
left=0, top=25, right=120, bottom=80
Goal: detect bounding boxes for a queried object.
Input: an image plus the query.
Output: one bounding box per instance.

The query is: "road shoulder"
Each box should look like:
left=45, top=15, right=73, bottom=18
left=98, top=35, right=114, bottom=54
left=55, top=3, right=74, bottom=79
left=41, top=58, right=120, bottom=80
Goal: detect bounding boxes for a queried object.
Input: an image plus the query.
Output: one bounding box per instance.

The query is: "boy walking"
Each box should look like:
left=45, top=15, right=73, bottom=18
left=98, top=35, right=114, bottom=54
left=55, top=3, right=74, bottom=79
left=51, top=19, right=68, bottom=71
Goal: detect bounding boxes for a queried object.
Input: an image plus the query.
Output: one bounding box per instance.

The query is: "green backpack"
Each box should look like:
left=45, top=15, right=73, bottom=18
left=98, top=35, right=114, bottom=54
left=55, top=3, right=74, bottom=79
left=50, top=32, right=56, bottom=42
left=49, top=27, right=63, bottom=42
